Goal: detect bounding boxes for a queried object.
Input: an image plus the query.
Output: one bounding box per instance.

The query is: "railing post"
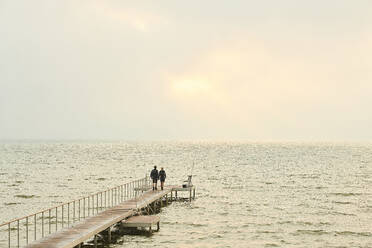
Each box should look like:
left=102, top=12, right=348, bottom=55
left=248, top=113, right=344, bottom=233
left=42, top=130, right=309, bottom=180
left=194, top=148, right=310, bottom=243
left=100, top=192, right=103, bottom=212
left=49, top=209, right=51, bottom=234
left=8, top=223, right=10, bottom=248
left=26, top=217, right=28, bottom=244
left=17, top=220, right=19, bottom=248
left=34, top=214, right=36, bottom=241
left=68, top=203, right=70, bottom=226
left=55, top=207, right=58, bottom=232
left=62, top=205, right=64, bottom=227
left=83, top=198, right=85, bottom=218
left=42, top=212, right=44, bottom=237
left=78, top=199, right=80, bottom=221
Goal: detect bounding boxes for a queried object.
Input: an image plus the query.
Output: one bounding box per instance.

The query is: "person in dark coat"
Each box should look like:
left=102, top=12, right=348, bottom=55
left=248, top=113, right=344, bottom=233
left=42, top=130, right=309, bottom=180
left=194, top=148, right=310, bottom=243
left=150, top=166, right=159, bottom=190
left=159, top=167, right=166, bottom=190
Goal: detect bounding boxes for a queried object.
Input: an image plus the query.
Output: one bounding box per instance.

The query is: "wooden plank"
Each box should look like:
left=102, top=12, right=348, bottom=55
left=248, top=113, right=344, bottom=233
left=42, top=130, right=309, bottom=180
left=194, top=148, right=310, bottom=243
left=122, top=216, right=160, bottom=228
left=171, top=185, right=195, bottom=191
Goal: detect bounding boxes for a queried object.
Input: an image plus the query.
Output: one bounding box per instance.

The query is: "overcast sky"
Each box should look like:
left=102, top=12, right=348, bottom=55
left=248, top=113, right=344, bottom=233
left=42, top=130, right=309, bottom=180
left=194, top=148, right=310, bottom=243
left=1, top=1, right=372, bottom=141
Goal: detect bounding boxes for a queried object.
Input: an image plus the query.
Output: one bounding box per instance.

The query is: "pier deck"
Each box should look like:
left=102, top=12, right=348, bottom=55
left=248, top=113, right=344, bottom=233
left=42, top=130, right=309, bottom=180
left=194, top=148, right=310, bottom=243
left=25, top=188, right=174, bottom=248
left=122, top=215, right=160, bottom=232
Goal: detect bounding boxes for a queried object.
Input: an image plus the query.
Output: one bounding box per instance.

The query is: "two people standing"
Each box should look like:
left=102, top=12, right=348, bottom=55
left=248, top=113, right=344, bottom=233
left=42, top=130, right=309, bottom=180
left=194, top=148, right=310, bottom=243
left=150, top=166, right=166, bottom=190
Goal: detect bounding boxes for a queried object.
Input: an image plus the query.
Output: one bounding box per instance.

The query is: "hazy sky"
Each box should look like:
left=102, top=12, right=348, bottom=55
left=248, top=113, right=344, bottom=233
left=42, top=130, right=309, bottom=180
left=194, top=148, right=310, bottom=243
left=1, top=1, right=372, bottom=141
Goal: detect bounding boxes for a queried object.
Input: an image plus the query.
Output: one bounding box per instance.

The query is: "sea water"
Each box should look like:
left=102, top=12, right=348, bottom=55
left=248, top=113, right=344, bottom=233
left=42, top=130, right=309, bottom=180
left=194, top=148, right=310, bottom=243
left=0, top=141, right=371, bottom=248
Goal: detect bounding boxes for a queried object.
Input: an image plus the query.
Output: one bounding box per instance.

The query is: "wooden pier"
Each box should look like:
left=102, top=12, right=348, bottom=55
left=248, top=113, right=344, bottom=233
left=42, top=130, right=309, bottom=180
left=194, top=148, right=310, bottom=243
left=0, top=177, right=195, bottom=248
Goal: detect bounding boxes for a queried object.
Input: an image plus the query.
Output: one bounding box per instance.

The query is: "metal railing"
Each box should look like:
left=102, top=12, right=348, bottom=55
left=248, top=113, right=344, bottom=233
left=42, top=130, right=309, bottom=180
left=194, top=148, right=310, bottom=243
left=0, top=177, right=151, bottom=248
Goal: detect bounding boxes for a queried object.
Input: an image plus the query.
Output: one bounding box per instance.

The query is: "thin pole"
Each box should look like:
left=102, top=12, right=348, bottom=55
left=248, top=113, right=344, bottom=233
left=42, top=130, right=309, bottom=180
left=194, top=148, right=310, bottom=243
left=8, top=223, right=10, bottom=248
left=55, top=207, right=58, bottom=231
left=62, top=205, right=64, bottom=227
left=100, top=192, right=103, bottom=212
left=34, top=214, right=36, bottom=240
left=78, top=199, right=81, bottom=221
left=26, top=217, right=28, bottom=244
left=68, top=203, right=70, bottom=226
left=42, top=212, right=44, bottom=237
left=17, top=220, right=19, bottom=248
left=49, top=209, right=51, bottom=234
left=83, top=198, right=85, bottom=218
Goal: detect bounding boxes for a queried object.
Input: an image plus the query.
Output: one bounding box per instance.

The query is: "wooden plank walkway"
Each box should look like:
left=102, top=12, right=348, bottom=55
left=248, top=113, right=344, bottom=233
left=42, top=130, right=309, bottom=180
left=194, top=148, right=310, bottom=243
left=25, top=188, right=174, bottom=248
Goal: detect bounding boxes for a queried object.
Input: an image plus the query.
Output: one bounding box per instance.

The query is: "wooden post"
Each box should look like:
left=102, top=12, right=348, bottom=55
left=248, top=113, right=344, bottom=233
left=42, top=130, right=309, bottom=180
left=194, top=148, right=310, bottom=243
left=157, top=222, right=160, bottom=231
left=193, top=188, right=196, bottom=200
left=107, top=227, right=111, bottom=243
left=150, top=203, right=154, bottom=214
left=175, top=191, right=178, bottom=201
left=166, top=194, right=168, bottom=205
left=189, top=188, right=192, bottom=202
left=171, top=191, right=173, bottom=201
left=94, top=235, right=97, bottom=248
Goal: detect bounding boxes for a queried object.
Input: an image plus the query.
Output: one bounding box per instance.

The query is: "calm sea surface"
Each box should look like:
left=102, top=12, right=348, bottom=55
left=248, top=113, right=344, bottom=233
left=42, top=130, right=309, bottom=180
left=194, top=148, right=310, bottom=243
left=0, top=141, right=372, bottom=248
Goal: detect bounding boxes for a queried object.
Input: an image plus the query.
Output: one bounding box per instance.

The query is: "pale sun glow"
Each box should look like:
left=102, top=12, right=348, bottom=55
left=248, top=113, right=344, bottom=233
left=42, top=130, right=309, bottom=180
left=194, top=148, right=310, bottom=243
left=171, top=79, right=211, bottom=95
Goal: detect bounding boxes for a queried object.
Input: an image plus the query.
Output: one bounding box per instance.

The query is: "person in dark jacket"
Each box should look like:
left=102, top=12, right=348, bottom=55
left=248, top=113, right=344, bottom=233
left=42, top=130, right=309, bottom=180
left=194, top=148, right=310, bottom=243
left=150, top=166, right=159, bottom=190
left=159, top=167, right=166, bottom=190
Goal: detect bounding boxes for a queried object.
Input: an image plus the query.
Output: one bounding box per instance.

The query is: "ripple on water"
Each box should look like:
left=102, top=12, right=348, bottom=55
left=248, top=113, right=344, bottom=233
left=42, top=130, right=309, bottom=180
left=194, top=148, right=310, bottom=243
left=293, top=229, right=329, bottom=236
left=14, top=194, right=39, bottom=199
left=335, top=231, right=372, bottom=237
left=332, top=201, right=353, bottom=205
left=4, top=202, right=20, bottom=206
left=328, top=192, right=363, bottom=197
left=264, top=243, right=280, bottom=247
